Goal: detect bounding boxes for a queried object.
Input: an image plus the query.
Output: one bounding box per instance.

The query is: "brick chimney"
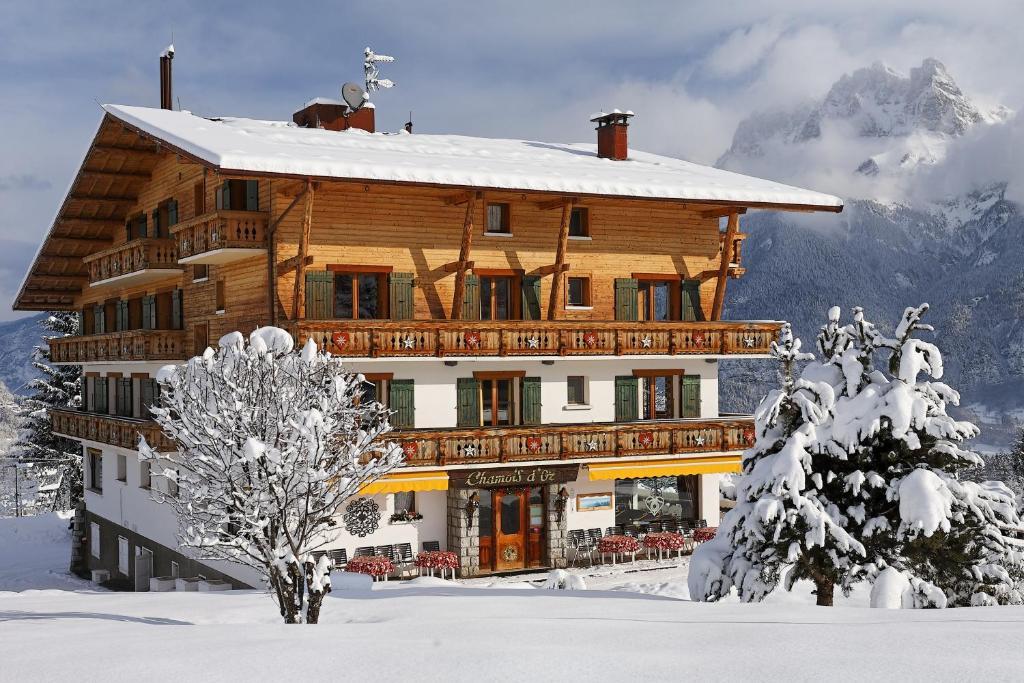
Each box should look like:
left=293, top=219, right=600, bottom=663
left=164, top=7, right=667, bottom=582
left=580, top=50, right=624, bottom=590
left=590, top=109, right=634, bottom=160
left=159, top=44, right=174, bottom=110
left=293, top=98, right=375, bottom=133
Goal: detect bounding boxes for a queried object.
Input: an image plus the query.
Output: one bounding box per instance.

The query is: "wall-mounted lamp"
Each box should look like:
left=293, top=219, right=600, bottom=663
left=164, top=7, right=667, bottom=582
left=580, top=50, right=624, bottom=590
left=541, top=359, right=555, bottom=366
left=444, top=360, right=459, bottom=367
left=465, top=491, right=480, bottom=528
left=554, top=486, right=569, bottom=523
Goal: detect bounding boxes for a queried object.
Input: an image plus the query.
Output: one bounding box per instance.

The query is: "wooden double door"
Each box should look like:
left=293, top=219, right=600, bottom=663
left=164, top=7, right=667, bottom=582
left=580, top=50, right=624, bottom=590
left=479, top=487, right=545, bottom=573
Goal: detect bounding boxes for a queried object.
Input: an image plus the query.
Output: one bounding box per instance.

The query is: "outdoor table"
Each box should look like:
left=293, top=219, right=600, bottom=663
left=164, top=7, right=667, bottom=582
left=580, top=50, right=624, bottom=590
left=693, top=527, right=718, bottom=544
left=642, top=531, right=688, bottom=560
left=346, top=555, right=395, bottom=582
left=415, top=550, right=460, bottom=580
left=597, top=534, right=641, bottom=564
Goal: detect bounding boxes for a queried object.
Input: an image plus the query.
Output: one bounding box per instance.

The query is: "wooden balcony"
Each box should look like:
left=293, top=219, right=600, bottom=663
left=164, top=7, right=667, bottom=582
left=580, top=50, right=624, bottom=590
left=82, top=238, right=183, bottom=289
left=172, top=210, right=268, bottom=265
left=50, top=408, right=175, bottom=452
left=291, top=320, right=781, bottom=358
left=49, top=329, right=188, bottom=365
left=384, top=417, right=755, bottom=468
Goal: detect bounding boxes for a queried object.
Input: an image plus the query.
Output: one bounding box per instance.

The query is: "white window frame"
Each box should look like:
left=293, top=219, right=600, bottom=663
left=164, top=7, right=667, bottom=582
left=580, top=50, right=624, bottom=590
left=90, top=522, right=101, bottom=558
left=170, top=561, right=180, bottom=578
left=118, top=536, right=130, bottom=575
left=116, top=453, right=127, bottom=482
left=564, top=375, right=590, bottom=410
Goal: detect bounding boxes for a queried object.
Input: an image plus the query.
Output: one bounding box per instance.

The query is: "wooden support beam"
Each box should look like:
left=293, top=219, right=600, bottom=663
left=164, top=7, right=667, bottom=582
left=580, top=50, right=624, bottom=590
left=68, top=194, right=137, bottom=205
left=56, top=217, right=124, bottom=227
left=46, top=236, right=114, bottom=248
left=268, top=186, right=307, bottom=236
left=278, top=255, right=314, bottom=274
left=79, top=169, right=151, bottom=181
left=535, top=196, right=579, bottom=211
left=711, top=212, right=740, bottom=320
left=535, top=263, right=571, bottom=276
left=546, top=199, right=575, bottom=320
left=442, top=260, right=474, bottom=273
left=442, top=191, right=477, bottom=206
left=93, top=143, right=159, bottom=158
left=701, top=206, right=747, bottom=220
left=30, top=274, right=88, bottom=284
left=450, top=192, right=480, bottom=319
left=291, top=179, right=316, bottom=320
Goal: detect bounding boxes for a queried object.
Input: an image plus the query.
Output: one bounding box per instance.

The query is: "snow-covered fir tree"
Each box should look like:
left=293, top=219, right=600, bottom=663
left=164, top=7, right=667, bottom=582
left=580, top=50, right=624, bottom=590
left=139, top=327, right=404, bottom=623
left=691, top=305, right=1023, bottom=608
left=16, top=312, right=82, bottom=511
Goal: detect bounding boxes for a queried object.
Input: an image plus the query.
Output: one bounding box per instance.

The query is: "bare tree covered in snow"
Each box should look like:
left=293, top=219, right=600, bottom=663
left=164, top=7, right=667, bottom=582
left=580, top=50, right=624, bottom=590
left=691, top=305, right=1024, bottom=608
left=139, top=327, right=403, bottom=623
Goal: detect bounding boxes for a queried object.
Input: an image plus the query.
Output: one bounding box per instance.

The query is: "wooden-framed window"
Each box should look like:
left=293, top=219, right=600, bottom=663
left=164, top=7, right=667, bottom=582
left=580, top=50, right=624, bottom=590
left=485, top=202, right=511, bottom=234
left=93, top=377, right=109, bottom=414
left=394, top=491, right=416, bottom=514
left=568, top=207, right=590, bottom=238
left=126, top=213, right=148, bottom=241
left=115, top=377, right=133, bottom=418
left=193, top=264, right=209, bottom=281
left=215, top=279, right=226, bottom=313
left=151, top=198, right=179, bottom=238
left=215, top=179, right=259, bottom=212
left=566, top=376, right=587, bottom=406
left=140, top=378, right=160, bottom=419
left=87, top=449, right=103, bottom=493
left=631, top=369, right=687, bottom=420
left=637, top=278, right=677, bottom=321
left=566, top=276, right=591, bottom=308
left=193, top=181, right=205, bottom=217
left=194, top=322, right=209, bottom=356
left=457, top=371, right=538, bottom=427
left=118, top=536, right=130, bottom=575
left=330, top=267, right=389, bottom=320
left=480, top=274, right=518, bottom=320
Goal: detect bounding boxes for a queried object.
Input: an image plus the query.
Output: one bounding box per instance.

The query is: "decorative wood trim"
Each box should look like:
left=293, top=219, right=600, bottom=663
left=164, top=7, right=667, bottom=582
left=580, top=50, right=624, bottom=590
left=442, top=191, right=475, bottom=206
left=362, top=372, right=394, bottom=381
left=632, top=368, right=685, bottom=377
left=130, top=372, right=149, bottom=379
left=631, top=272, right=683, bottom=281
left=472, top=267, right=524, bottom=277
left=326, top=264, right=394, bottom=274
left=536, top=196, right=580, bottom=211
left=701, top=206, right=747, bottom=219
left=278, top=255, right=314, bottom=275
left=472, top=370, right=527, bottom=380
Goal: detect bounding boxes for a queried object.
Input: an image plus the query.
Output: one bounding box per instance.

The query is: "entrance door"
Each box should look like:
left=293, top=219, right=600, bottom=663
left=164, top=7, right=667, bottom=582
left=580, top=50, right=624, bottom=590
left=134, top=547, right=153, bottom=592
left=493, top=489, right=528, bottom=571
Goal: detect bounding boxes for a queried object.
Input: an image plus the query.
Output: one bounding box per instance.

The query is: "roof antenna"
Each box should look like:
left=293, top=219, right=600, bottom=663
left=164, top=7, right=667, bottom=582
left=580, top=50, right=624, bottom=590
left=405, top=111, right=413, bottom=134
left=364, top=47, right=396, bottom=97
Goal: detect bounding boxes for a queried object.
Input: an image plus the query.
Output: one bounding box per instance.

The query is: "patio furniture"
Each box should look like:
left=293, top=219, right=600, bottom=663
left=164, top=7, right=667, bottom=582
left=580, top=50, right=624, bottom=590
left=394, top=543, right=416, bottom=577
left=422, top=540, right=441, bottom=552
left=693, top=527, right=717, bottom=544
left=597, top=535, right=640, bottom=564
left=415, top=550, right=460, bottom=579
left=346, top=555, right=394, bottom=582
left=567, top=529, right=592, bottom=567
left=643, top=532, right=688, bottom=561
left=354, top=546, right=375, bottom=558
left=328, top=548, right=348, bottom=570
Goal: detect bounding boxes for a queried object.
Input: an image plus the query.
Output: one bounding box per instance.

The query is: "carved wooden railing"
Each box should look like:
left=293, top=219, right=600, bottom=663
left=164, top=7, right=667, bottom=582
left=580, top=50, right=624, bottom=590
left=49, top=330, right=188, bottom=364
left=50, top=408, right=176, bottom=452
left=171, top=210, right=268, bottom=260
left=82, top=238, right=182, bottom=284
left=381, top=417, right=755, bottom=468
left=291, top=320, right=781, bottom=358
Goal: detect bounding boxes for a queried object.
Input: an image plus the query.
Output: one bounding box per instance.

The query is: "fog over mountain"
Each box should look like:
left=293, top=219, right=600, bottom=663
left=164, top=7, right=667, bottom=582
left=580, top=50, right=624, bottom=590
left=718, top=58, right=1023, bottom=446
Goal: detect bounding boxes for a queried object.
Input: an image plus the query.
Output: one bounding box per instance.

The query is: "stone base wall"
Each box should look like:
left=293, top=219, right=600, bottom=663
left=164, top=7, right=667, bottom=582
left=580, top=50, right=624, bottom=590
left=447, top=488, right=480, bottom=578
left=544, top=484, right=569, bottom=569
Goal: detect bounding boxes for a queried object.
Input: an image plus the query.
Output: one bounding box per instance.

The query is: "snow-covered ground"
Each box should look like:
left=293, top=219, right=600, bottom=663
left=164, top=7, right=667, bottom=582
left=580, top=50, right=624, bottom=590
left=2, top=514, right=1024, bottom=681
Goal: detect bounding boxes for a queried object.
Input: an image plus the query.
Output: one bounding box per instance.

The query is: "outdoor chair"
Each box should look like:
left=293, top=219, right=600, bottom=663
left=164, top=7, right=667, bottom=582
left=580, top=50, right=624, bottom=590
left=354, top=546, right=375, bottom=558
left=695, top=519, right=708, bottom=528
left=327, top=548, right=348, bottom=570
left=568, top=529, right=593, bottom=567
left=422, top=540, right=441, bottom=552
left=394, top=542, right=416, bottom=578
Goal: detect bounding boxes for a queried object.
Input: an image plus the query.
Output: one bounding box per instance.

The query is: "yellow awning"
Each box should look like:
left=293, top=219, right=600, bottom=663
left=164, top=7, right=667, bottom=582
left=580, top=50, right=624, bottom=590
left=586, top=455, right=741, bottom=480
left=360, top=471, right=449, bottom=495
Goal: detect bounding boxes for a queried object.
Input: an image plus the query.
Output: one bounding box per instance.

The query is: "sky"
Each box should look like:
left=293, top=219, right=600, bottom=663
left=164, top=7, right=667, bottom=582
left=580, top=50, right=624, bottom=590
left=1, top=0, right=1022, bottom=321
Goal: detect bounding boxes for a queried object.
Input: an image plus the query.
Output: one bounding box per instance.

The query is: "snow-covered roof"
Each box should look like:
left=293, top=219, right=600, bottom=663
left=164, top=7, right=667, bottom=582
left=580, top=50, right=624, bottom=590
left=102, top=104, right=843, bottom=210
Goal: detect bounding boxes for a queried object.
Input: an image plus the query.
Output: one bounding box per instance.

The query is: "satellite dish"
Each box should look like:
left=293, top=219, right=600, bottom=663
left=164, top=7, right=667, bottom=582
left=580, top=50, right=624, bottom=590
left=342, top=82, right=368, bottom=111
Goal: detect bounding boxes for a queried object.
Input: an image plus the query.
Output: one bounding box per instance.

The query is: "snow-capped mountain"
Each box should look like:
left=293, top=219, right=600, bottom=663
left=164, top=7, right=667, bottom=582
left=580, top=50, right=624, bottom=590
left=717, top=58, right=1023, bottom=446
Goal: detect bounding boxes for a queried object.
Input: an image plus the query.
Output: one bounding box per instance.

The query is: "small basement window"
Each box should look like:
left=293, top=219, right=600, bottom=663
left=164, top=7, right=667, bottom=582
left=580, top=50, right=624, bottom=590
left=569, top=207, right=589, bottom=238
left=394, top=491, right=416, bottom=514
left=566, top=276, right=591, bottom=308
left=215, top=280, right=226, bottom=313
left=567, top=376, right=587, bottom=406
left=485, top=202, right=511, bottom=234
left=193, top=264, right=209, bottom=282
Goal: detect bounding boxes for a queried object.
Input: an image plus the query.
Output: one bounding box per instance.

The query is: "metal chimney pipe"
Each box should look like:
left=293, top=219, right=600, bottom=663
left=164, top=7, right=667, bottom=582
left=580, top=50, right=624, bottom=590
left=159, top=44, right=175, bottom=110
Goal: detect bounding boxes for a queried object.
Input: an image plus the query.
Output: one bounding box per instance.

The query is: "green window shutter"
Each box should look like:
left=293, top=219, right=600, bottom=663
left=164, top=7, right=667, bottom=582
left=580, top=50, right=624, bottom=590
left=245, top=180, right=259, bottom=211
left=125, top=220, right=133, bottom=242
left=116, top=378, right=133, bottom=417
left=304, top=271, right=334, bottom=320
left=681, top=375, right=702, bottom=418
left=151, top=209, right=161, bottom=238
left=171, top=289, right=183, bottom=330
left=140, top=379, right=158, bottom=419
left=388, top=272, right=414, bottom=320
left=614, top=376, right=639, bottom=422
left=94, top=377, right=109, bottom=414
left=138, top=215, right=148, bottom=239
left=216, top=182, right=228, bottom=210
left=389, top=379, right=415, bottom=429
left=461, top=273, right=480, bottom=321
left=614, top=278, right=638, bottom=321
left=167, top=200, right=179, bottom=227
left=521, top=376, right=542, bottom=425
left=94, top=305, right=105, bottom=334
left=682, top=280, right=704, bottom=322
left=456, top=377, right=481, bottom=427
left=141, top=296, right=156, bottom=330
left=116, top=301, right=129, bottom=332
left=76, top=310, right=84, bottom=335
left=521, top=275, right=542, bottom=321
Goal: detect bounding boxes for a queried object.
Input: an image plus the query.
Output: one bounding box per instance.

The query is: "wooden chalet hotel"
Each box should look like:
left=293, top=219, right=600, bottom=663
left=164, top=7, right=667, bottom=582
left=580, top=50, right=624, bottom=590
left=15, top=52, right=842, bottom=587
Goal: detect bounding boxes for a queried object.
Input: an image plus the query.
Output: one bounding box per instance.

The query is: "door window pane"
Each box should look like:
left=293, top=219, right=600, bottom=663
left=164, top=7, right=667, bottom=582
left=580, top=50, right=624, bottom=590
left=481, top=277, right=513, bottom=320
left=357, top=274, right=380, bottom=319
left=478, top=493, right=493, bottom=537
left=500, top=494, right=521, bottom=534
left=642, top=376, right=674, bottom=419
left=334, top=275, right=354, bottom=318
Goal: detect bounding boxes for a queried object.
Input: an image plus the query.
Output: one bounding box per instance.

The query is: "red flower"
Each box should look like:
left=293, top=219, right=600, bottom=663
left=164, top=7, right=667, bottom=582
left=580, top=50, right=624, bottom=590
left=332, top=332, right=350, bottom=350
left=693, top=527, right=717, bottom=543
left=346, top=555, right=394, bottom=577
left=414, top=550, right=459, bottom=570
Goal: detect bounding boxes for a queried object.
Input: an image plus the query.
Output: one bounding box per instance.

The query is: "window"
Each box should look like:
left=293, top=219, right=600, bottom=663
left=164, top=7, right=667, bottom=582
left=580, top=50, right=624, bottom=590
left=566, top=277, right=591, bottom=308
left=166, top=467, right=179, bottom=498
left=568, top=207, right=589, bottom=238
left=115, top=377, right=133, bottom=417
left=638, top=280, right=675, bottom=321
left=641, top=375, right=675, bottom=420
left=215, top=179, right=259, bottom=211
left=116, top=453, right=127, bottom=482
left=93, top=377, right=109, bottom=414
left=170, top=561, right=180, bottom=578
left=193, top=182, right=205, bottom=217
left=140, top=459, right=151, bottom=489
left=118, top=536, right=130, bottom=575
left=151, top=198, right=179, bottom=238
left=86, top=449, right=103, bottom=493
left=394, top=491, right=416, bottom=514
left=193, top=264, right=209, bottom=281
left=480, top=275, right=516, bottom=320
left=567, top=376, right=587, bottom=406
left=215, top=279, right=226, bottom=313
left=485, top=202, right=511, bottom=234
left=481, top=378, right=514, bottom=426
left=140, top=379, right=160, bottom=419
left=126, top=213, right=148, bottom=241
left=194, top=323, right=209, bottom=356
left=90, top=522, right=101, bottom=558
left=614, top=476, right=698, bottom=526
left=333, top=271, right=385, bottom=319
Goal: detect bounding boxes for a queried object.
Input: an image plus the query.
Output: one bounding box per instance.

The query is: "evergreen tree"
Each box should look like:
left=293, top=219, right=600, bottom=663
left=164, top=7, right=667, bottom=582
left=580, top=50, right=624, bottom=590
left=17, top=312, right=82, bottom=509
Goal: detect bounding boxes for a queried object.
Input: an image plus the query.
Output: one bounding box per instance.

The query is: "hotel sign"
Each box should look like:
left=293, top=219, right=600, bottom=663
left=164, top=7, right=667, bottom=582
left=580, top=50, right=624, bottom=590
left=450, top=465, right=580, bottom=489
